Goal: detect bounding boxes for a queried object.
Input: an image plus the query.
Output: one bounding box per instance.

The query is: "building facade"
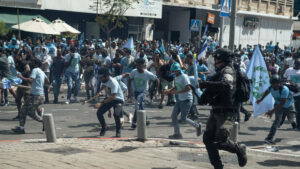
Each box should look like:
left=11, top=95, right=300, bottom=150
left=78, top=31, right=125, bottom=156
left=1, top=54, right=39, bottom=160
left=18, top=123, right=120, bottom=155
left=0, top=0, right=296, bottom=48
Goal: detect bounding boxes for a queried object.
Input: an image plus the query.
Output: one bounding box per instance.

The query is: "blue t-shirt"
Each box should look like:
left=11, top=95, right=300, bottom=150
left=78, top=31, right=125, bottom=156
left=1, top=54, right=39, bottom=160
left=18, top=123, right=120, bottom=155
left=114, top=75, right=127, bottom=92
left=65, top=53, right=81, bottom=73
left=174, top=73, right=193, bottom=101
left=101, top=77, right=124, bottom=102
left=197, top=64, right=208, bottom=81
left=121, top=56, right=134, bottom=74
left=268, top=85, right=294, bottom=108
left=30, top=68, right=47, bottom=95
left=130, top=69, right=157, bottom=92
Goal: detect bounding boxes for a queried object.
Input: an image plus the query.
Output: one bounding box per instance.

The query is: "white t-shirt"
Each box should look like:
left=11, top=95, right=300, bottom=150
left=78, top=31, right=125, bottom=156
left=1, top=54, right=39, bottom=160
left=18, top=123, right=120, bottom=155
left=285, top=57, right=294, bottom=68
left=174, top=73, right=193, bottom=101
left=101, top=77, right=124, bottom=102
left=284, top=67, right=300, bottom=96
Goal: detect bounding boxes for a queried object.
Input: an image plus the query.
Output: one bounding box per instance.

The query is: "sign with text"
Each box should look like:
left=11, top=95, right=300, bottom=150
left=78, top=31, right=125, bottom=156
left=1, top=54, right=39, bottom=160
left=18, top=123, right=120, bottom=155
left=207, top=12, right=215, bottom=24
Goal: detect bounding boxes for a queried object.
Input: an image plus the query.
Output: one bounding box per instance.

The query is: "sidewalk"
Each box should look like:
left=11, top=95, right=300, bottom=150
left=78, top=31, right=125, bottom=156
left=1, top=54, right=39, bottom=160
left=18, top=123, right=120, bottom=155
left=1, top=137, right=300, bottom=169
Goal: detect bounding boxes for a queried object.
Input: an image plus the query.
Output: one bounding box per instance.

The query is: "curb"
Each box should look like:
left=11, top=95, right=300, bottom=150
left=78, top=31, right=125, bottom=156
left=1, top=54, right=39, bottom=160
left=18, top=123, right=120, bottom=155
left=1, top=137, right=300, bottom=158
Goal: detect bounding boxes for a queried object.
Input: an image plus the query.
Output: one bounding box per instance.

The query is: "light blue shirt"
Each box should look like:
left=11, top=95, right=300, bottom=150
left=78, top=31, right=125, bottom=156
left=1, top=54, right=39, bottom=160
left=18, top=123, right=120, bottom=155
left=115, top=75, right=127, bottom=92
left=197, top=64, right=208, bottom=81
left=268, top=85, right=294, bottom=108
left=121, top=56, right=134, bottom=74
left=174, top=73, right=193, bottom=101
left=7, top=55, right=17, bottom=76
left=130, top=69, right=157, bottom=92
left=101, top=77, right=124, bottom=102
left=30, top=68, right=47, bottom=95
left=65, top=53, right=81, bottom=73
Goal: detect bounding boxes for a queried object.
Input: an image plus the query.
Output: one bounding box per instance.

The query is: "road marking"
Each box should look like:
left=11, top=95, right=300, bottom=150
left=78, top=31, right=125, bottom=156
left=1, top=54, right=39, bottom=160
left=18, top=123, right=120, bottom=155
left=52, top=109, right=80, bottom=111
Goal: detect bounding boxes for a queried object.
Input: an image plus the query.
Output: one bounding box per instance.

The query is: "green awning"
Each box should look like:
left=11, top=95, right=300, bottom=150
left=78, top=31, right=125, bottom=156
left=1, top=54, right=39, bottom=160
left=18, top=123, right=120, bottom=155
left=0, top=12, right=51, bottom=26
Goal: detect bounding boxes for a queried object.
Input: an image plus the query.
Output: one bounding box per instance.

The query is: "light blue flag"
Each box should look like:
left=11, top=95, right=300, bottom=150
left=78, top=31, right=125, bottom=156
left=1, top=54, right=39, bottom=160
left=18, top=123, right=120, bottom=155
left=121, top=37, right=134, bottom=51
left=246, top=45, right=274, bottom=118
left=198, top=40, right=207, bottom=60
left=160, top=39, right=165, bottom=54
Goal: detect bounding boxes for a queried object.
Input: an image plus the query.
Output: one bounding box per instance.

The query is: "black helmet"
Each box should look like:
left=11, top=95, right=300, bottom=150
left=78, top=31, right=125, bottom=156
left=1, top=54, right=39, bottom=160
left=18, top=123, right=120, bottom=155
left=270, top=74, right=281, bottom=84
left=213, top=48, right=234, bottom=63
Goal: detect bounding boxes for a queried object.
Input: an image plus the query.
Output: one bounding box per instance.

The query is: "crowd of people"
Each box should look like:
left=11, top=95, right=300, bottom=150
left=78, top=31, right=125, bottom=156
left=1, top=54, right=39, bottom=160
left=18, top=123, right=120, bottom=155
left=0, top=34, right=300, bottom=169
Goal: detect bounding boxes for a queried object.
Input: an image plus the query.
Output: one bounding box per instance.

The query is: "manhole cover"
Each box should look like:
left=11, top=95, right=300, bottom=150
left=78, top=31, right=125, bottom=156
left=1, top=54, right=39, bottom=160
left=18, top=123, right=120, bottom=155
left=41, top=146, right=90, bottom=155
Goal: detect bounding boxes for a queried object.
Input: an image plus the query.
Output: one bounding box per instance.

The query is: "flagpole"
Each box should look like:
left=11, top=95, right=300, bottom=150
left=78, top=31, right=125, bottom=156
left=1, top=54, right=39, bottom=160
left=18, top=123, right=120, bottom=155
left=229, top=0, right=237, bottom=51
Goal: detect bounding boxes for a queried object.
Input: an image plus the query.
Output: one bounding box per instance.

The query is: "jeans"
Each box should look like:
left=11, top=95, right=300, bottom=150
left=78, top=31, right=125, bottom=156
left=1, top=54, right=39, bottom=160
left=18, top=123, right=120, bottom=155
left=65, top=71, right=80, bottom=100
left=96, top=99, right=123, bottom=131
left=266, top=106, right=294, bottom=140
left=52, top=75, right=62, bottom=101
left=294, top=96, right=300, bottom=129
left=44, top=72, right=50, bottom=102
left=236, top=102, right=250, bottom=122
left=171, top=99, right=199, bottom=135
left=132, top=91, right=149, bottom=124
left=84, top=73, right=94, bottom=99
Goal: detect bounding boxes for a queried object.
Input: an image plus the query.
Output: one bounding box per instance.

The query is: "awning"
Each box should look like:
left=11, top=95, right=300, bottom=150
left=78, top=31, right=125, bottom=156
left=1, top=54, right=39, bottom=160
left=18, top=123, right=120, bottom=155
left=0, top=12, right=51, bottom=26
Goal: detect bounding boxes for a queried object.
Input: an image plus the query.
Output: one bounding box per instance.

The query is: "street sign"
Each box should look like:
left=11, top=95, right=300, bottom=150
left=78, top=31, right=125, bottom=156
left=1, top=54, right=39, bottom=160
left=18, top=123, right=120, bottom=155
left=190, top=19, right=200, bottom=32
left=207, top=12, right=215, bottom=24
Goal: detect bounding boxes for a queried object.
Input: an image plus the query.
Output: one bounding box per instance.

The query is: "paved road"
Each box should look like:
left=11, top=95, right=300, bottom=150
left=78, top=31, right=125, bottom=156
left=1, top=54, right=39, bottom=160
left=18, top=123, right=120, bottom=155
left=0, top=88, right=300, bottom=155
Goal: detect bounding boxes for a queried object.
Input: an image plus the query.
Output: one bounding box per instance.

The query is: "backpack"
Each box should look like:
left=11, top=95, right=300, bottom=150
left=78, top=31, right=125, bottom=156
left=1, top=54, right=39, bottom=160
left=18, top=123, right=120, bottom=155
left=282, top=81, right=300, bottom=93
left=235, top=70, right=251, bottom=102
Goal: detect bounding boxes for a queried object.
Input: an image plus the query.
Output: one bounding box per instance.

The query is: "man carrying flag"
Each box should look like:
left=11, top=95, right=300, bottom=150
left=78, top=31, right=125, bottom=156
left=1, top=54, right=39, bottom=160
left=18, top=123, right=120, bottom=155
left=246, top=45, right=274, bottom=118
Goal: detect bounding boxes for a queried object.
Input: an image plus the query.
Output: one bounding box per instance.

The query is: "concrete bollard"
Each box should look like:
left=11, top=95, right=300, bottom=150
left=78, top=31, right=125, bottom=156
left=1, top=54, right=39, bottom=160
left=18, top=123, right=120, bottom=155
left=137, top=110, right=147, bottom=142
left=43, top=114, right=57, bottom=143
left=230, top=122, right=239, bottom=143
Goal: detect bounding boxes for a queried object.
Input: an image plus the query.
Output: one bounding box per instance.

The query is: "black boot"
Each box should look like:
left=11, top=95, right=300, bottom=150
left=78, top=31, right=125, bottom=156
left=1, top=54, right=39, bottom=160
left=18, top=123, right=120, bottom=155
left=116, top=130, right=121, bottom=138
left=236, top=144, right=247, bottom=167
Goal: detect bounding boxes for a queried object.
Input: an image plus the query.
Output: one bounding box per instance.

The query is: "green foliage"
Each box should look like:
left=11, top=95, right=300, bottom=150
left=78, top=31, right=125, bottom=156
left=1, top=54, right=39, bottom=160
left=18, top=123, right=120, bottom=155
left=93, top=0, right=139, bottom=38
left=0, top=21, right=10, bottom=37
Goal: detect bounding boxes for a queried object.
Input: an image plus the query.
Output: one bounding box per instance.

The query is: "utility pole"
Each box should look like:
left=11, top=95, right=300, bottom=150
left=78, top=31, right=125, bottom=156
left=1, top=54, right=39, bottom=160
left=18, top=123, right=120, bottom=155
left=228, top=0, right=237, bottom=51
left=219, top=17, right=224, bottom=48
left=17, top=9, right=21, bottom=40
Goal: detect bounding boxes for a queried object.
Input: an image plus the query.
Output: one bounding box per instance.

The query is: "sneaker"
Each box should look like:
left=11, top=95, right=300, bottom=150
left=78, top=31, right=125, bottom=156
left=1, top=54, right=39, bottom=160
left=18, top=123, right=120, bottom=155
left=244, top=113, right=252, bottom=122
left=99, top=127, right=107, bottom=136
left=44, top=100, right=49, bottom=104
left=169, top=101, right=175, bottom=106
left=128, top=113, right=133, bottom=124
left=291, top=122, right=297, bottom=129
left=4, top=102, right=9, bottom=107
left=264, top=138, right=275, bottom=145
left=12, top=115, right=20, bottom=121
left=146, top=121, right=150, bottom=126
left=74, top=97, right=80, bottom=103
left=236, top=144, right=247, bottom=167
left=38, top=107, right=44, bottom=117
left=11, top=126, right=25, bottom=134
left=65, top=99, right=70, bottom=104
left=120, top=118, right=125, bottom=127
left=158, top=103, right=163, bottom=109
left=53, top=99, right=58, bottom=104
left=196, top=123, right=202, bottom=136
left=116, top=130, right=121, bottom=138
left=131, top=123, right=137, bottom=129
left=168, top=134, right=183, bottom=139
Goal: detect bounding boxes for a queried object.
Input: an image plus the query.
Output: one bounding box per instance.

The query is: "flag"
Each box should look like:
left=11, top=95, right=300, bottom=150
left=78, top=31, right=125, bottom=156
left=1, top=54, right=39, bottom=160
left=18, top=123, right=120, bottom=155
left=121, top=37, right=134, bottom=51
left=160, top=39, right=165, bottom=54
left=220, top=0, right=231, bottom=17
left=193, top=54, right=198, bottom=86
left=202, top=24, right=208, bottom=39
left=198, top=40, right=208, bottom=60
left=246, top=45, right=274, bottom=118
left=177, top=44, right=182, bottom=53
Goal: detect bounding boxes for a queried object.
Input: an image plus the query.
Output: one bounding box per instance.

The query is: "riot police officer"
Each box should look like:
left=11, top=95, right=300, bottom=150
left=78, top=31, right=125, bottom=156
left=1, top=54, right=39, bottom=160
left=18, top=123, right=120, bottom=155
left=199, top=48, right=247, bottom=169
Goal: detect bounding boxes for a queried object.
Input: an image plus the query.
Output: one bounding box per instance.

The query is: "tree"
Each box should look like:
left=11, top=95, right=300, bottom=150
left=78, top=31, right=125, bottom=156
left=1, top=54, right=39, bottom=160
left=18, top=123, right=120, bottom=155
left=91, top=0, right=139, bottom=39
left=0, top=21, right=10, bottom=37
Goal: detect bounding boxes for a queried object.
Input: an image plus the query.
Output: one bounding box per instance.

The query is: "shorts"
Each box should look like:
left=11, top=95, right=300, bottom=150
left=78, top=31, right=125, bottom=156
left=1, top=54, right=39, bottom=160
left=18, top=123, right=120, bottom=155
left=161, top=80, right=174, bottom=90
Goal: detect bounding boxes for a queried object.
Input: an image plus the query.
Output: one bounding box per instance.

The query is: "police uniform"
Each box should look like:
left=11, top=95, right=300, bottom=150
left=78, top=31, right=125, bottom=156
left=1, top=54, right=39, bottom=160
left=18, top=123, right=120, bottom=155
left=199, top=48, right=247, bottom=169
